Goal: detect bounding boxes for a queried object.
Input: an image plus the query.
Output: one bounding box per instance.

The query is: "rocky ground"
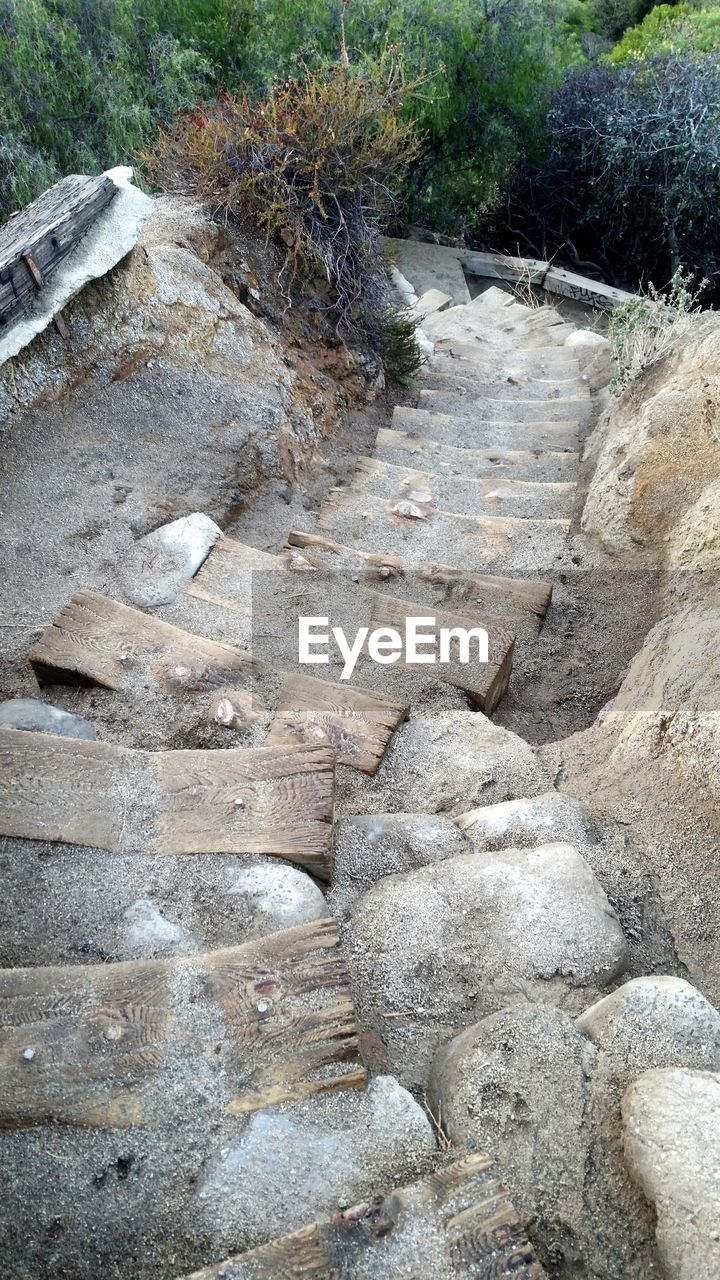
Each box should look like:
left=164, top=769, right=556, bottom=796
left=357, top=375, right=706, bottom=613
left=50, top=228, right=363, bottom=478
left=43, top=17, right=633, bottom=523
left=0, top=193, right=719, bottom=1280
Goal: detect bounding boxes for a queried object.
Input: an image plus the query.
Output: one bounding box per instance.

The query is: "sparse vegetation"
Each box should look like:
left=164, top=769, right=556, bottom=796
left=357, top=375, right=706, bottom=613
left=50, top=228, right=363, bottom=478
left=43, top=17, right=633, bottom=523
left=609, top=267, right=708, bottom=388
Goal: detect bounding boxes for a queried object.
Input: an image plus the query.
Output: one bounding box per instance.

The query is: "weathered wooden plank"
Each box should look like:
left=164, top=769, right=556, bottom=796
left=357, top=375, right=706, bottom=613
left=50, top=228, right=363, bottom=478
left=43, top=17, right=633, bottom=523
left=354, top=454, right=575, bottom=519
left=411, top=287, right=453, bottom=320
left=266, top=673, right=406, bottom=775
left=287, top=530, right=553, bottom=631
left=0, top=729, right=334, bottom=874
left=392, top=405, right=580, bottom=453
left=28, top=590, right=406, bottom=773
left=0, top=919, right=366, bottom=1128
left=375, top=426, right=579, bottom=484
left=0, top=175, right=117, bottom=329
left=189, top=538, right=515, bottom=713
left=179, top=1151, right=547, bottom=1279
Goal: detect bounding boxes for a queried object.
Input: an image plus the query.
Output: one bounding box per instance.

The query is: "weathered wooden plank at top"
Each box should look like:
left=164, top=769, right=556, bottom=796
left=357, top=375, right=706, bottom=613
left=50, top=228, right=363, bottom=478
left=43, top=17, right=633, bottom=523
left=0, top=729, right=335, bottom=874
left=0, top=918, right=367, bottom=1129
left=179, top=1151, right=547, bottom=1279
left=0, top=174, right=117, bottom=329
left=28, top=590, right=407, bottom=773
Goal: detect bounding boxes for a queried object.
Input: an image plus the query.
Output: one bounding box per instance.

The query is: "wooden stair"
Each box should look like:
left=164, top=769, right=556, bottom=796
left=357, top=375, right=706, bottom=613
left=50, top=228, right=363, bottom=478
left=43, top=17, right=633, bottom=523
left=374, top=426, right=580, bottom=483
left=351, top=455, right=576, bottom=519
left=392, top=405, right=580, bottom=453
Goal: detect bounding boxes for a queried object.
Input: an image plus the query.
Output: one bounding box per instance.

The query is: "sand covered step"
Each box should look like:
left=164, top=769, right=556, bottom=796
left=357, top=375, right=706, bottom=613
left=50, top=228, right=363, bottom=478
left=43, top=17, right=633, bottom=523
left=382, top=236, right=471, bottom=304
left=188, top=537, right=515, bottom=714
left=393, top=405, right=579, bottom=452
left=422, top=341, right=582, bottom=381
left=0, top=917, right=366, bottom=1127
left=180, top=1152, right=547, bottom=1280
left=353, top=455, right=575, bottom=519
left=314, top=488, right=570, bottom=573
left=346, top=840, right=628, bottom=1087
left=417, top=386, right=591, bottom=424
left=0, top=834, right=334, bottom=967
left=28, top=590, right=406, bottom=772
left=288, top=530, right=553, bottom=633
left=0, top=729, right=334, bottom=875
left=375, top=426, right=580, bottom=484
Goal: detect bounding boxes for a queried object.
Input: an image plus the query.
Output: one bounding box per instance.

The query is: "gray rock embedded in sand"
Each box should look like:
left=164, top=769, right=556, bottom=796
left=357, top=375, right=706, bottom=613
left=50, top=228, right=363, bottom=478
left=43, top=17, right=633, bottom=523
left=122, top=898, right=187, bottom=955
left=0, top=697, right=96, bottom=740
left=226, top=862, right=330, bottom=933
left=329, top=812, right=468, bottom=917
left=195, top=1075, right=436, bottom=1241
left=623, top=1068, right=720, bottom=1280
left=122, top=511, right=223, bottom=606
left=578, top=976, right=720, bottom=1081
left=456, top=790, right=590, bottom=852
left=366, top=710, right=550, bottom=815
left=428, top=1006, right=593, bottom=1263
left=346, top=841, right=627, bottom=1087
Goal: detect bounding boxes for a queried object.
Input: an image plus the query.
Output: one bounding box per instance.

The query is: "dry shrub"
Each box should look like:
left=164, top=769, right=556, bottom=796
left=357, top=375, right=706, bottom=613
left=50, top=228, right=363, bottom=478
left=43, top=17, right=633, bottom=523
left=150, top=54, right=424, bottom=337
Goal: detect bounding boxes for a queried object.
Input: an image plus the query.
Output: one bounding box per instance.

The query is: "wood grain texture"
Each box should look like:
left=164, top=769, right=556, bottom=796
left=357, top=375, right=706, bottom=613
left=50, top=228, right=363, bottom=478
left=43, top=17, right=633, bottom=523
left=0, top=730, right=334, bottom=874
left=287, top=530, right=553, bottom=631
left=179, top=1152, right=547, bottom=1279
left=28, top=590, right=405, bottom=773
left=0, top=919, right=366, bottom=1128
left=267, top=673, right=406, bottom=776
left=0, top=175, right=117, bottom=329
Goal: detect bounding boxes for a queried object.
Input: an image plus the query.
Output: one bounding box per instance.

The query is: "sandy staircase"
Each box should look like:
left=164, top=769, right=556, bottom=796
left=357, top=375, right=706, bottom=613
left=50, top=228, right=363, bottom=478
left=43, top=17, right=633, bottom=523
left=0, top=271, right=614, bottom=1279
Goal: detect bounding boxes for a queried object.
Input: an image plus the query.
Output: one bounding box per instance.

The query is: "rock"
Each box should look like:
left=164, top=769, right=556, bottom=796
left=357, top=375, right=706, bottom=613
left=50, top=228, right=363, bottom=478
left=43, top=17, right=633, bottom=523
left=329, top=812, right=468, bottom=917
left=428, top=1006, right=594, bottom=1270
left=122, top=898, right=187, bottom=955
left=0, top=697, right=96, bottom=740
left=207, top=689, right=264, bottom=730
left=346, top=842, right=627, bottom=1087
left=226, top=863, right=330, bottom=934
left=577, top=976, right=720, bottom=1081
left=365, top=710, right=550, bottom=815
left=122, top=511, right=223, bottom=606
left=622, top=1068, right=720, bottom=1280
left=195, top=1075, right=436, bottom=1245
left=456, top=791, right=590, bottom=852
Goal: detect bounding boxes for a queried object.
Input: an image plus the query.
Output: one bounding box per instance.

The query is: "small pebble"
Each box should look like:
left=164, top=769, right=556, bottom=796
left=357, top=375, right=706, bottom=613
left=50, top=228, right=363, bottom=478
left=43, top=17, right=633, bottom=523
left=23, top=1048, right=35, bottom=1061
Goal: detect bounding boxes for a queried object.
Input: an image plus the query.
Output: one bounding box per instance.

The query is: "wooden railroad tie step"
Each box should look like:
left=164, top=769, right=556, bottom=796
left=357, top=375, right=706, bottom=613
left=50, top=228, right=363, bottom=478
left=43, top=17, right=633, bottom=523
left=28, top=590, right=406, bottom=774
left=416, top=387, right=591, bottom=423
left=374, top=426, right=579, bottom=485
left=0, top=918, right=366, bottom=1128
left=179, top=1151, right=546, bottom=1279
left=189, top=538, right=515, bottom=714
left=352, top=454, right=576, bottom=520
left=392, top=405, right=580, bottom=453
left=0, top=729, right=334, bottom=875
left=314, top=488, right=570, bottom=572
left=287, top=529, right=553, bottom=632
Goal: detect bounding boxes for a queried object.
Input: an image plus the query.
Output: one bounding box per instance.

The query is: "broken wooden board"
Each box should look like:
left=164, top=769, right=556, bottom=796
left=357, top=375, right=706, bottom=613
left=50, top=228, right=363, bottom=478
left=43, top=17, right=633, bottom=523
left=288, top=530, right=553, bottom=632
left=28, top=590, right=406, bottom=773
left=187, top=538, right=515, bottom=713
left=0, top=918, right=367, bottom=1128
left=353, top=455, right=575, bottom=519
left=0, top=729, right=334, bottom=874
left=315, top=488, right=570, bottom=572
left=392, top=405, right=580, bottom=453
left=179, top=1151, right=547, bottom=1279
left=0, top=174, right=117, bottom=330
left=374, top=426, right=579, bottom=485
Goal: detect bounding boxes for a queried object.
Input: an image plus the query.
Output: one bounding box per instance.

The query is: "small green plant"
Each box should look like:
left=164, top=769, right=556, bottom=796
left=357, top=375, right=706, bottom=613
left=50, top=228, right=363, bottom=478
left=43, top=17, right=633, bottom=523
left=373, top=305, right=426, bottom=385
left=609, top=267, right=708, bottom=389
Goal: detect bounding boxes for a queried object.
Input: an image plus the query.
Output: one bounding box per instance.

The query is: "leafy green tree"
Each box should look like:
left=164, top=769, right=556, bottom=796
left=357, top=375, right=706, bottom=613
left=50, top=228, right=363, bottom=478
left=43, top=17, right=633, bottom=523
left=608, top=1, right=720, bottom=60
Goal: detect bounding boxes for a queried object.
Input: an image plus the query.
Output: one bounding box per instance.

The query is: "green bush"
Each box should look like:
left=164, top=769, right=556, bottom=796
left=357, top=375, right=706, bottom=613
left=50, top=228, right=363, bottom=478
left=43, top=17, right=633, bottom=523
left=608, top=1, right=720, bottom=60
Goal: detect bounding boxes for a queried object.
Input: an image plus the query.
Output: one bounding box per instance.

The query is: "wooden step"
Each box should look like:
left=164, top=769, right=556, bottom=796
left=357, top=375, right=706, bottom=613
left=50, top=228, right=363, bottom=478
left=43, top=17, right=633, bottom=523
left=188, top=538, right=515, bottom=713
left=375, top=426, right=579, bottom=484
left=314, top=489, right=570, bottom=572
left=417, top=388, right=591, bottom=422
left=423, top=341, right=582, bottom=380
left=28, top=591, right=406, bottom=774
left=393, top=405, right=579, bottom=453
left=180, top=1151, right=547, bottom=1279
left=0, top=918, right=366, bottom=1127
left=411, top=286, right=452, bottom=320
left=354, top=455, right=575, bottom=519
left=288, top=530, right=553, bottom=632
left=0, top=728, right=335, bottom=874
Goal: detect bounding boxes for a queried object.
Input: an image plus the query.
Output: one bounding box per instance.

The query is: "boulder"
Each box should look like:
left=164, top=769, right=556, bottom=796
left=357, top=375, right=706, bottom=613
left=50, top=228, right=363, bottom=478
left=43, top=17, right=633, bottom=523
left=122, top=512, right=223, bottom=607
left=346, top=841, right=627, bottom=1087
left=329, top=812, right=467, bottom=917
left=0, top=697, right=96, bottom=740
left=623, top=1068, right=720, bottom=1280
left=577, top=976, right=720, bottom=1081
left=456, top=791, right=590, bottom=852
left=225, top=862, right=330, bottom=933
